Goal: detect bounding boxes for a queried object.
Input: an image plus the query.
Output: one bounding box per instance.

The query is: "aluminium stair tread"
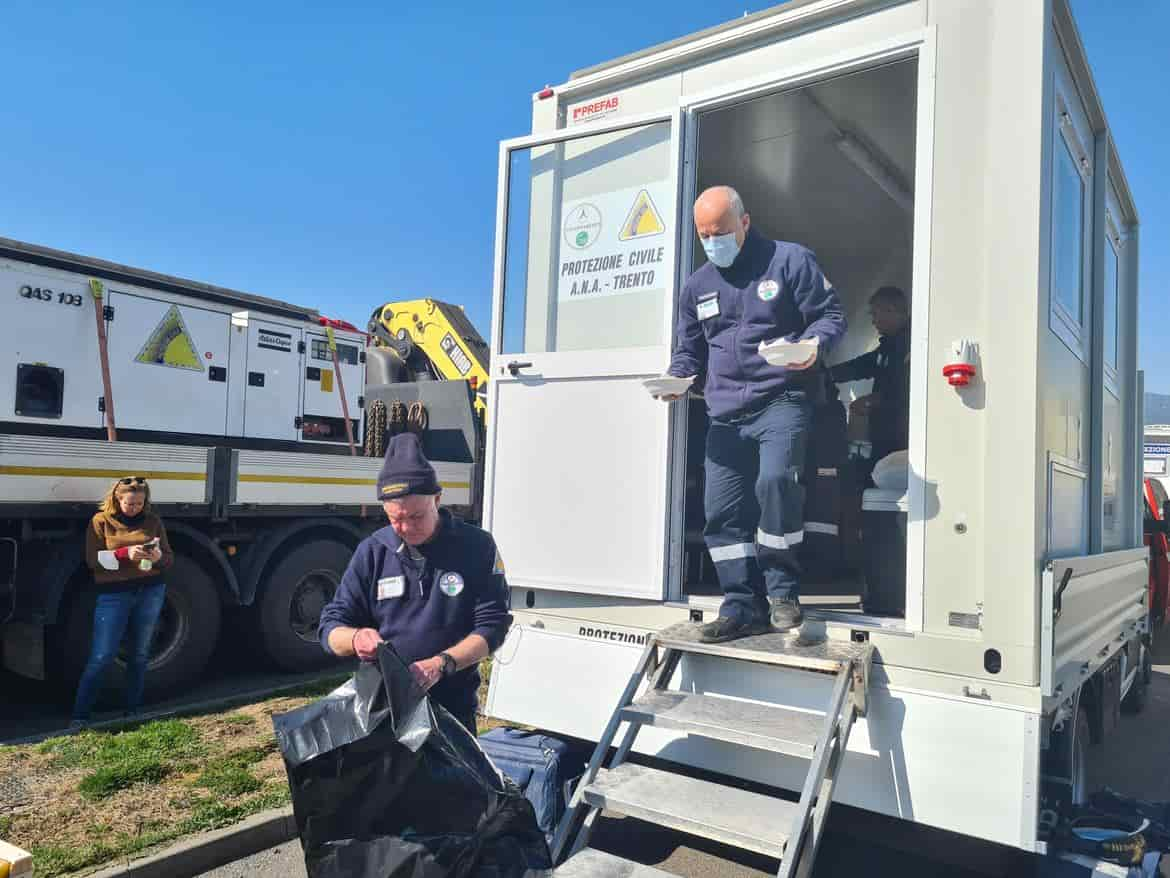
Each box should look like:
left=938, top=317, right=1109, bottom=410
left=621, top=689, right=823, bottom=757
left=552, top=847, right=676, bottom=877
left=655, top=621, right=870, bottom=672
left=582, top=762, right=797, bottom=859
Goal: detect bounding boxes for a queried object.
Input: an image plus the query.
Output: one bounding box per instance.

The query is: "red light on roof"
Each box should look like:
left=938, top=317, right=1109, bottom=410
left=538, top=86, right=554, bottom=100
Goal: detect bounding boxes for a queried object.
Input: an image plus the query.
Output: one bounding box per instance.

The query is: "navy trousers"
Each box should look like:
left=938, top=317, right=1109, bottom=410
left=704, top=392, right=812, bottom=623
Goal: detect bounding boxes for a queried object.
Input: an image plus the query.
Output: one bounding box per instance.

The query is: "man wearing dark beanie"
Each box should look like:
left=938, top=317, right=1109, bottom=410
left=318, top=434, right=512, bottom=735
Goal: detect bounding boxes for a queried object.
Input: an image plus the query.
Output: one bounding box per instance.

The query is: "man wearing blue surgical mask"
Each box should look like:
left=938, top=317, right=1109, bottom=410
left=656, top=186, right=846, bottom=643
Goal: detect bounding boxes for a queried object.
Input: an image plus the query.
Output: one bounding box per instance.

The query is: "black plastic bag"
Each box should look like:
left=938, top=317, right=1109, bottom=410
left=273, top=643, right=552, bottom=878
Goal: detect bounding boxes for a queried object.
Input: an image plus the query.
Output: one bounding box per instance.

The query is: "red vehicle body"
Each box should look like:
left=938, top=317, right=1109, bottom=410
left=1143, top=477, right=1170, bottom=629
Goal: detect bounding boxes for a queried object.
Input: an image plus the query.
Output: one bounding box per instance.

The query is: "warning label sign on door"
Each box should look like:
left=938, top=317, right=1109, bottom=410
left=136, top=305, right=204, bottom=372
left=619, top=189, right=666, bottom=240
left=558, top=181, right=670, bottom=302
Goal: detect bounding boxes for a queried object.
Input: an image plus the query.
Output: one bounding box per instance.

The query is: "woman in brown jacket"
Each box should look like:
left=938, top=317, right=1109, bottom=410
left=71, top=476, right=174, bottom=727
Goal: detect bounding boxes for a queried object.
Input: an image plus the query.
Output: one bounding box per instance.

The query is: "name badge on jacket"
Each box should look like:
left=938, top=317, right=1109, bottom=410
left=696, top=293, right=720, bottom=321
left=377, top=576, right=405, bottom=600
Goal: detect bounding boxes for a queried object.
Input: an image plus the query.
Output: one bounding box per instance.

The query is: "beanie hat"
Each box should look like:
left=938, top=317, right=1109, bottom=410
left=376, top=434, right=440, bottom=500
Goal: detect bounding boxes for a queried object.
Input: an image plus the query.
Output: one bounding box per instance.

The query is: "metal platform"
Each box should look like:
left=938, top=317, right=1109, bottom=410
left=655, top=621, right=870, bottom=673
left=550, top=620, right=872, bottom=878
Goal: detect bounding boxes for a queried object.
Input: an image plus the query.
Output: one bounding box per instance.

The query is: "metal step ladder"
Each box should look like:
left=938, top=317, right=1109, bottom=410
left=549, top=621, right=873, bottom=878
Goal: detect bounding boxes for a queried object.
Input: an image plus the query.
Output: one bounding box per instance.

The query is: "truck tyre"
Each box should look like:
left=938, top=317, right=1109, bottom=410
left=255, top=539, right=350, bottom=671
left=61, top=555, right=221, bottom=701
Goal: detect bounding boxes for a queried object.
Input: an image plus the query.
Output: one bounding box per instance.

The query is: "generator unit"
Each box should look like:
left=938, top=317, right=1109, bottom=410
left=1, top=238, right=364, bottom=447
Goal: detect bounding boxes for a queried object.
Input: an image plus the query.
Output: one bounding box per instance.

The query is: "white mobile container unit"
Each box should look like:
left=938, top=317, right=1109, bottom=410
left=482, top=0, right=1145, bottom=854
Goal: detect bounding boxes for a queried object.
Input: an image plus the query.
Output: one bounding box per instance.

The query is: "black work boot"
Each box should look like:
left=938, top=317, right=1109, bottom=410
left=769, top=597, right=804, bottom=632
left=697, top=615, right=769, bottom=644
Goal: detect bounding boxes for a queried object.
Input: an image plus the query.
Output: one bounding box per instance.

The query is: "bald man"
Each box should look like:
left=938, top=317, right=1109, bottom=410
left=658, top=186, right=846, bottom=643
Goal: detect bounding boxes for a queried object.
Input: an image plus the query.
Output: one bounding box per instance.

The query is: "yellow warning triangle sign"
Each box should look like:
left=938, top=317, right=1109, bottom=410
left=135, top=305, right=204, bottom=372
left=618, top=189, right=665, bottom=241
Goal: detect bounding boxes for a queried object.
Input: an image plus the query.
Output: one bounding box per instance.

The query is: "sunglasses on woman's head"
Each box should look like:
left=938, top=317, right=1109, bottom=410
left=118, top=477, right=147, bottom=486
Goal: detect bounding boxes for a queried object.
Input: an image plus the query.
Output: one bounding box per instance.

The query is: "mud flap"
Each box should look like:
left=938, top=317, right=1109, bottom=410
left=1, top=622, right=44, bottom=680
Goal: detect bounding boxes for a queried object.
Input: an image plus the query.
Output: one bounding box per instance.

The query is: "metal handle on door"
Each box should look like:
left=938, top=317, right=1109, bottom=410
left=506, top=361, right=533, bottom=376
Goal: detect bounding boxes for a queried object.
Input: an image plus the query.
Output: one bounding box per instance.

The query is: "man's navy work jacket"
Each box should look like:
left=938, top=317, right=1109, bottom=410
left=668, top=229, right=847, bottom=420
left=319, top=508, right=512, bottom=717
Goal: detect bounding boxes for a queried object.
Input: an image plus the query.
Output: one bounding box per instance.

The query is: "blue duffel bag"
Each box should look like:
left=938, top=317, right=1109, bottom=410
left=480, top=728, right=587, bottom=842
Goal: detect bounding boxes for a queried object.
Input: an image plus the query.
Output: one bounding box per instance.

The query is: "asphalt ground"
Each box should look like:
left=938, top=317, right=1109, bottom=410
left=198, top=810, right=1025, bottom=878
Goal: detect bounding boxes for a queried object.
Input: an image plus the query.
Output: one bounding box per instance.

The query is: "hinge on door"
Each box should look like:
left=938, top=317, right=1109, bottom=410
left=103, top=305, right=115, bottom=321
left=357, top=396, right=365, bottom=409
left=359, top=351, right=366, bottom=364
left=297, top=341, right=306, bottom=354
left=98, top=396, right=106, bottom=413
left=294, top=416, right=303, bottom=429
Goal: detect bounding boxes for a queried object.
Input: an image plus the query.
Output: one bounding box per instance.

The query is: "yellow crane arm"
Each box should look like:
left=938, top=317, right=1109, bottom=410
left=369, top=299, right=490, bottom=414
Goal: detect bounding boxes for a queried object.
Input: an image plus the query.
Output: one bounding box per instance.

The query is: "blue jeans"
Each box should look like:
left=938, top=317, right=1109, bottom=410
left=71, top=583, right=167, bottom=721
left=704, top=392, right=812, bottom=623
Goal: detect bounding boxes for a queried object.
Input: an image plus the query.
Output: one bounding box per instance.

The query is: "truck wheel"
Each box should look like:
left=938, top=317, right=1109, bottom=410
left=62, top=555, right=221, bottom=701
left=255, top=539, right=350, bottom=671
left=1122, top=643, right=1150, bottom=715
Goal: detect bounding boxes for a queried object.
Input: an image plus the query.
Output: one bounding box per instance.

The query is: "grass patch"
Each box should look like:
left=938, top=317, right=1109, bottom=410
left=32, top=825, right=186, bottom=875
left=196, top=766, right=262, bottom=797
left=39, top=719, right=202, bottom=770
left=221, top=713, right=256, bottom=727
left=31, top=840, right=120, bottom=876
left=2, top=661, right=504, bottom=877
left=180, top=784, right=291, bottom=835
left=194, top=743, right=274, bottom=797
left=78, top=757, right=171, bottom=800
left=36, top=719, right=204, bottom=801
left=266, top=673, right=350, bottom=702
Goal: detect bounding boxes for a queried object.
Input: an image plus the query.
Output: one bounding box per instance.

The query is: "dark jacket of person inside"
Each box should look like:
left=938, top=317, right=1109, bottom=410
left=830, top=285, right=911, bottom=464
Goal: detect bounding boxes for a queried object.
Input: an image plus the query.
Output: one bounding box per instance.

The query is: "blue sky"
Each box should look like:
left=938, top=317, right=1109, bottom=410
left=1, top=2, right=1166, bottom=392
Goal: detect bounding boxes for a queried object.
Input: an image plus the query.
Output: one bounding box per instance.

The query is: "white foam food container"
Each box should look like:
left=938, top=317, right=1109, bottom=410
left=642, top=375, right=695, bottom=398
left=758, top=336, right=819, bottom=366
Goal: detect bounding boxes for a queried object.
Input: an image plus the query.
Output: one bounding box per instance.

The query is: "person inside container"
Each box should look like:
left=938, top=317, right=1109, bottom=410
left=830, top=285, right=911, bottom=472
left=71, top=476, right=173, bottom=729
left=318, top=433, right=512, bottom=736
left=653, top=185, right=846, bottom=643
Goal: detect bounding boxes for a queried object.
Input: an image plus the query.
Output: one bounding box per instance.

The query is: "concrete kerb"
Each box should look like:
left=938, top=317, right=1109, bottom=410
left=84, top=806, right=298, bottom=878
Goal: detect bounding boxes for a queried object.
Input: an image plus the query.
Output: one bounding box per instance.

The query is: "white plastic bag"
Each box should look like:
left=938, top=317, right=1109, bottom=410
left=870, top=450, right=910, bottom=491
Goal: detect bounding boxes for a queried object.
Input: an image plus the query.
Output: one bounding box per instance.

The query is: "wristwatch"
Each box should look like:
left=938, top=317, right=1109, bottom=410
left=439, top=652, right=457, bottom=677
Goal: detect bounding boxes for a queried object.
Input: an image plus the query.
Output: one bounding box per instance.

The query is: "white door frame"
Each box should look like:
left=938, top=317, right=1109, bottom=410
left=664, top=28, right=937, bottom=632
left=483, top=108, right=686, bottom=599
